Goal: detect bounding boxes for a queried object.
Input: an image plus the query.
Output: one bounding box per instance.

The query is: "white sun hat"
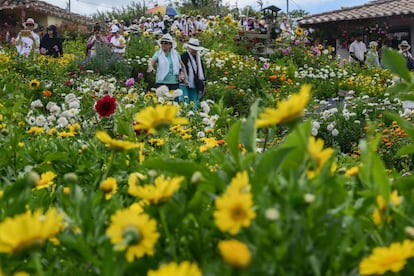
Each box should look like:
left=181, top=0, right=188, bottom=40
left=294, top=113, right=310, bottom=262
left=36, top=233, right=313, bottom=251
left=184, top=38, right=205, bottom=51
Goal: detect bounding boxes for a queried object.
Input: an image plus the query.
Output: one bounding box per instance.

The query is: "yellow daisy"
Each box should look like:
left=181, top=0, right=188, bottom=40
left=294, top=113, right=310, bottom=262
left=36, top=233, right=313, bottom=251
left=134, top=105, right=188, bottom=134
left=29, top=79, right=40, bottom=89
left=218, top=239, right=251, bottom=269
left=214, top=192, right=256, bottom=235
left=33, top=171, right=57, bottom=190
left=372, top=190, right=401, bottom=225
left=96, top=131, right=140, bottom=151
left=147, top=261, right=202, bottom=276
left=226, top=171, right=251, bottom=195
left=294, top=27, right=304, bottom=36
left=307, top=136, right=334, bottom=179
left=106, top=208, right=159, bottom=262
left=128, top=175, right=184, bottom=204
left=345, top=166, right=359, bottom=176
left=199, top=137, right=219, bottom=152
left=256, top=84, right=311, bottom=128
left=100, top=177, right=117, bottom=200
left=359, top=240, right=414, bottom=275
left=26, top=126, right=45, bottom=134
left=0, top=208, right=64, bottom=254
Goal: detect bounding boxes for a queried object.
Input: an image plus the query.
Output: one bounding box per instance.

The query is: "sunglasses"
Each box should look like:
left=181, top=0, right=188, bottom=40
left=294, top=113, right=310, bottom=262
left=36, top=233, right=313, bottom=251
left=161, top=41, right=171, bottom=45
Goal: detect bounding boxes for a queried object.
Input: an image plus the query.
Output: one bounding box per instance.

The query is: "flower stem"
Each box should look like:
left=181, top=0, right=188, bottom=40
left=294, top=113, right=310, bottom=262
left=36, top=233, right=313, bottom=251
left=160, top=206, right=177, bottom=261
left=32, top=251, right=45, bottom=276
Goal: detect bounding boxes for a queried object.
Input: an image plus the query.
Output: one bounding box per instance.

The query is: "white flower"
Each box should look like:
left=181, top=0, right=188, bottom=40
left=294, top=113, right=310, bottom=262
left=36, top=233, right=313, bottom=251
left=65, top=93, right=78, bottom=103
left=265, top=208, right=280, bottom=221
left=30, top=100, right=43, bottom=109
left=155, top=85, right=169, bottom=97
left=27, top=116, right=36, bottom=125
left=47, top=115, right=56, bottom=122
left=68, top=101, right=80, bottom=109
left=312, top=121, right=320, bottom=130
left=200, top=101, right=210, bottom=113
left=197, top=131, right=205, bottom=138
left=311, top=128, right=318, bottom=136
left=57, top=117, right=69, bottom=128
left=187, top=111, right=195, bottom=117
left=327, top=122, right=336, bottom=131
left=304, top=193, right=315, bottom=203
left=35, top=115, right=46, bottom=127
left=331, top=128, right=339, bottom=136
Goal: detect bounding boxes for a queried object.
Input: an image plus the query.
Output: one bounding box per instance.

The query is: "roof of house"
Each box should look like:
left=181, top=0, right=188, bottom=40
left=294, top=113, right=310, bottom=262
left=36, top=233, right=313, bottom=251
left=0, top=0, right=93, bottom=25
left=299, top=0, right=414, bottom=25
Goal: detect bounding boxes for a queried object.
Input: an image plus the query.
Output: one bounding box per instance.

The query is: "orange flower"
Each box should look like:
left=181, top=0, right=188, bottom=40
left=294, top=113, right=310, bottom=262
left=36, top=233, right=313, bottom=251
left=43, top=90, right=52, bottom=97
left=383, top=128, right=389, bottom=133
left=348, top=81, right=353, bottom=85
left=217, top=139, right=225, bottom=145
left=269, top=75, right=277, bottom=81
left=224, top=71, right=230, bottom=75
left=279, top=77, right=285, bottom=82
left=287, top=79, right=292, bottom=84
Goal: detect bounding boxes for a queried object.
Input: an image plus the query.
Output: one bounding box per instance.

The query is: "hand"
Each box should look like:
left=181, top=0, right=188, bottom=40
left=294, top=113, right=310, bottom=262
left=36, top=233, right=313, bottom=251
left=147, top=66, right=154, bottom=73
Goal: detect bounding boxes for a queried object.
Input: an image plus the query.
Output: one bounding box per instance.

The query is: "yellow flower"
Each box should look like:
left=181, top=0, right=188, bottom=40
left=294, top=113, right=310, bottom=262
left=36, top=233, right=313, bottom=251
left=96, top=131, right=140, bottom=151
left=372, top=190, right=401, bottom=225
left=345, top=166, right=359, bottom=176
left=128, top=175, right=183, bottom=204
left=29, top=79, right=40, bottom=89
left=100, top=177, right=117, bottom=200
left=218, top=239, right=251, bottom=269
left=106, top=209, right=159, bottom=262
left=199, top=137, right=219, bottom=152
left=26, top=126, right=45, bottom=134
left=0, top=208, right=63, bottom=254
left=138, top=142, right=145, bottom=164
left=294, top=27, right=304, bottom=36
left=214, top=192, right=256, bottom=235
left=256, top=84, right=311, bottom=128
left=134, top=105, right=188, bottom=134
left=33, top=171, right=57, bottom=190
left=147, top=261, right=202, bottom=276
left=359, top=240, right=414, bottom=275
left=226, top=171, right=251, bottom=195
left=307, top=136, right=334, bottom=179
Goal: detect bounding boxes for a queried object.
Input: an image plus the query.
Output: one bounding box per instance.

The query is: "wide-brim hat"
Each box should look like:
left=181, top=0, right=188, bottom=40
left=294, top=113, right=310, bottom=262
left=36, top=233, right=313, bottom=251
left=22, top=18, right=38, bottom=29
left=184, top=38, right=204, bottom=51
left=128, top=25, right=140, bottom=33
left=399, top=40, right=411, bottom=50
left=159, top=33, right=177, bottom=48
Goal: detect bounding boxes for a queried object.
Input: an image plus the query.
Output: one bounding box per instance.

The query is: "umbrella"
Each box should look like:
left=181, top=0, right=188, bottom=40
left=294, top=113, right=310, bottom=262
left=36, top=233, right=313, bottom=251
left=146, top=5, right=180, bottom=16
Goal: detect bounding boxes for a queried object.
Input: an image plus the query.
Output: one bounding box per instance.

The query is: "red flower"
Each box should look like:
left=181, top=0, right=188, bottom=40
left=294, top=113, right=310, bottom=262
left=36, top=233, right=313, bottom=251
left=95, top=95, right=117, bottom=117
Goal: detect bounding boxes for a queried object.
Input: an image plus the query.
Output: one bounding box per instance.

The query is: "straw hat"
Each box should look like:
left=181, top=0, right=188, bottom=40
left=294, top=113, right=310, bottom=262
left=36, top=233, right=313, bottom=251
left=399, top=40, right=411, bottom=50
left=22, top=18, right=38, bottom=29
left=184, top=38, right=204, bottom=51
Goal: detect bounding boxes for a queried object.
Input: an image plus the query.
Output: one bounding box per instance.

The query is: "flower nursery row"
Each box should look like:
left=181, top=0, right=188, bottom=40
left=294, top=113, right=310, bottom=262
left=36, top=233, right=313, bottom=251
left=1, top=18, right=414, bottom=275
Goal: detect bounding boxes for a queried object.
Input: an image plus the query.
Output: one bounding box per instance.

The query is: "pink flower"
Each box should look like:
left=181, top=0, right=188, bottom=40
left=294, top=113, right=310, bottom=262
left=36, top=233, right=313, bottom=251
left=137, top=72, right=144, bottom=79
left=125, top=78, right=135, bottom=87
left=95, top=95, right=117, bottom=117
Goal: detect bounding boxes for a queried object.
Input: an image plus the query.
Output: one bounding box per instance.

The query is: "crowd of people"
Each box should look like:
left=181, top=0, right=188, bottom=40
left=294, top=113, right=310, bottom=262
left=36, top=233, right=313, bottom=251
left=348, top=32, right=414, bottom=71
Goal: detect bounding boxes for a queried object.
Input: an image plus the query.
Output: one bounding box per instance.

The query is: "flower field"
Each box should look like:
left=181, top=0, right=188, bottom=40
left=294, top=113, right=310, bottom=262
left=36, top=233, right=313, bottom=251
left=2, top=19, right=414, bottom=275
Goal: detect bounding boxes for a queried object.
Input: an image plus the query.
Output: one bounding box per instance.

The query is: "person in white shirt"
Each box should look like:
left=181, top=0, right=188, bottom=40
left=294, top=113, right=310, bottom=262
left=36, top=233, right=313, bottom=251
left=279, top=16, right=292, bottom=34
left=109, top=25, right=126, bottom=56
left=15, top=18, right=40, bottom=56
left=349, top=33, right=367, bottom=66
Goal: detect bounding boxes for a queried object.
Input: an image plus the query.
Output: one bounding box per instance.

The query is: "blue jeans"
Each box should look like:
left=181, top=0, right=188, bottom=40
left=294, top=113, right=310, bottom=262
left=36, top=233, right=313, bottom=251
left=179, top=84, right=198, bottom=109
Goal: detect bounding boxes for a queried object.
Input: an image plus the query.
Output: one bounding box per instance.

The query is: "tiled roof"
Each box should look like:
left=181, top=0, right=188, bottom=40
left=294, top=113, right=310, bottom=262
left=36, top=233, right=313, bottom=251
left=299, top=0, right=414, bottom=25
left=0, top=0, right=93, bottom=25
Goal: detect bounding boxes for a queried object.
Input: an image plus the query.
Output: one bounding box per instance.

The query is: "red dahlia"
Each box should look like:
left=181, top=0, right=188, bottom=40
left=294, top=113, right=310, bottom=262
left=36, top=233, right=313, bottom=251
left=95, top=95, right=117, bottom=117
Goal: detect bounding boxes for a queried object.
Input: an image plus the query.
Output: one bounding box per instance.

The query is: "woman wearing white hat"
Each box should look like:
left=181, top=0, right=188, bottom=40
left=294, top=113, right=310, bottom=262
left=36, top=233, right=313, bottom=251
left=179, top=38, right=206, bottom=108
left=147, top=33, right=187, bottom=91
left=15, top=18, right=40, bottom=56
left=399, top=40, right=414, bottom=70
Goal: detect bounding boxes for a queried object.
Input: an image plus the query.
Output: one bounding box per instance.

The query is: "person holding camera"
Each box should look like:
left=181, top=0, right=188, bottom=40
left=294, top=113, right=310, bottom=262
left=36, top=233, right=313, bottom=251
left=15, top=18, right=40, bottom=56
left=349, top=33, right=367, bottom=66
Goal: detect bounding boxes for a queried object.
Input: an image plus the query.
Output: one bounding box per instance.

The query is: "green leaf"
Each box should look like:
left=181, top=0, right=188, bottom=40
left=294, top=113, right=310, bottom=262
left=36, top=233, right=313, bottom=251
left=381, top=47, right=412, bottom=83
left=225, top=120, right=241, bottom=166
left=396, top=144, right=414, bottom=157
left=386, top=82, right=409, bottom=94
left=240, top=100, right=259, bottom=153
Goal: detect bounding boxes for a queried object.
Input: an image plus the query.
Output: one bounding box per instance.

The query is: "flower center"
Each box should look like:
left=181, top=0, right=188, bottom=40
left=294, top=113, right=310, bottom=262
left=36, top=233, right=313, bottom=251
left=231, top=205, right=246, bottom=221
left=123, top=226, right=141, bottom=245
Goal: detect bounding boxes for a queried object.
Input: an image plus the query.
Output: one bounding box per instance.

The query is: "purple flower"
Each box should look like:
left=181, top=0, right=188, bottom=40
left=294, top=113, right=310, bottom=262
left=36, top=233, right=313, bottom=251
left=303, top=37, right=309, bottom=44
left=281, top=48, right=291, bottom=56
left=137, top=72, right=144, bottom=79
left=263, top=63, right=269, bottom=70
left=40, top=47, right=47, bottom=54
left=125, top=77, right=135, bottom=87
left=53, top=45, right=59, bottom=51
left=294, top=39, right=300, bottom=46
